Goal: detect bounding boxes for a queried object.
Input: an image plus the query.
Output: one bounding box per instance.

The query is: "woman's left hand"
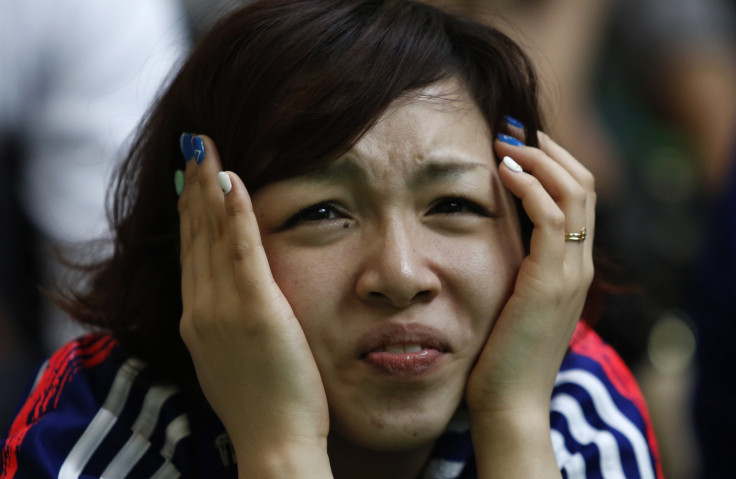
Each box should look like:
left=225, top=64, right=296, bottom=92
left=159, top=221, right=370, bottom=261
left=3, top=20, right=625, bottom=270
left=466, top=128, right=596, bottom=477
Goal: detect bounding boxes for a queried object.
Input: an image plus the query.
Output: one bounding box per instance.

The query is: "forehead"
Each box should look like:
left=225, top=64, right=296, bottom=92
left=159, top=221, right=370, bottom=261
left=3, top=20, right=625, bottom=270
left=319, top=79, right=495, bottom=184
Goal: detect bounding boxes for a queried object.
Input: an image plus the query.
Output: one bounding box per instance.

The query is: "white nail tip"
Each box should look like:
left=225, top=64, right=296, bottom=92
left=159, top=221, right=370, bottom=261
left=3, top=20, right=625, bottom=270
left=217, top=171, right=232, bottom=194
left=502, top=156, right=523, bottom=173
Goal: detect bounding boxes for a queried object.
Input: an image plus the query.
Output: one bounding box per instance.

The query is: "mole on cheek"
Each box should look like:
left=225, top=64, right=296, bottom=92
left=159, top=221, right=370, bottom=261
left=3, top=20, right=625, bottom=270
left=343, top=221, right=350, bottom=229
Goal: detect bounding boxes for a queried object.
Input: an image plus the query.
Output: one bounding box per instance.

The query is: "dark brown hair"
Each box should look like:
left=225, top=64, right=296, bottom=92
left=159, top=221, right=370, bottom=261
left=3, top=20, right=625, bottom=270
left=62, top=0, right=550, bottom=387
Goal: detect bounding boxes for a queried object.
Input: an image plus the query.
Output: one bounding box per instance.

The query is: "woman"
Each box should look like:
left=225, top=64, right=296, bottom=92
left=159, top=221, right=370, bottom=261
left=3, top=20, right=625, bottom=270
left=1, top=1, right=662, bottom=477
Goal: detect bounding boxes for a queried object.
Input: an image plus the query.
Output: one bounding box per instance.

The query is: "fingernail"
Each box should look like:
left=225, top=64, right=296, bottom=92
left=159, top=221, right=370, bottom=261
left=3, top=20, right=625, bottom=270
left=502, top=156, right=523, bottom=173
left=192, top=136, right=205, bottom=164
left=497, top=133, right=525, bottom=147
left=174, top=169, right=185, bottom=196
left=179, top=133, right=194, bottom=162
left=217, top=171, right=232, bottom=194
left=504, top=115, right=525, bottom=129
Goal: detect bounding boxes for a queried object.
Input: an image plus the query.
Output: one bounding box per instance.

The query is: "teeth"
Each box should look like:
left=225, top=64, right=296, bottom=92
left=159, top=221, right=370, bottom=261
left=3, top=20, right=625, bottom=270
left=384, top=344, right=423, bottom=353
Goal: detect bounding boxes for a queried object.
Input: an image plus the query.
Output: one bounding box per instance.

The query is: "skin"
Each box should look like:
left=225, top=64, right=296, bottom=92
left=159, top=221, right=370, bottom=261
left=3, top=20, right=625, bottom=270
left=178, top=78, right=596, bottom=478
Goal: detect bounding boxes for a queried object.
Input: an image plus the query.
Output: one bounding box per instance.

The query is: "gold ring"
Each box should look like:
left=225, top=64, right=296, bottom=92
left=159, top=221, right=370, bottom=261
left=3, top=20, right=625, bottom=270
left=565, top=227, right=587, bottom=242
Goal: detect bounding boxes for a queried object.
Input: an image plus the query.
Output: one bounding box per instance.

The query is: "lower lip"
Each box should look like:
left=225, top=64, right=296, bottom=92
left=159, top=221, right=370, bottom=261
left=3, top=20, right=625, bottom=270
left=363, top=349, right=444, bottom=377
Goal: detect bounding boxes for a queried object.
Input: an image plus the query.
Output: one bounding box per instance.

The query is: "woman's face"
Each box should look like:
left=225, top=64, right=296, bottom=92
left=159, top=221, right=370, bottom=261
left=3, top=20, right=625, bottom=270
left=252, top=79, right=524, bottom=451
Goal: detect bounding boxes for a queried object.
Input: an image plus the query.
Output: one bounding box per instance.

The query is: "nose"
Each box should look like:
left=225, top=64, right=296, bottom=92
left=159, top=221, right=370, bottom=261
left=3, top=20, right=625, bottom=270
left=355, top=220, right=441, bottom=308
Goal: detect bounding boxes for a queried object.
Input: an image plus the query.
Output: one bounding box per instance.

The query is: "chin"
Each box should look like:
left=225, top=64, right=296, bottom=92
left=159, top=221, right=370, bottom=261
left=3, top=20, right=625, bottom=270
left=328, top=399, right=459, bottom=452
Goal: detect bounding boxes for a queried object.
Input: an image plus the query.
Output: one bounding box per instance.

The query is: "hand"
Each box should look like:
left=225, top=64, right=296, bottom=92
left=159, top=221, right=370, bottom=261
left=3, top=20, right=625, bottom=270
left=466, top=128, right=595, bottom=477
left=177, top=135, right=331, bottom=477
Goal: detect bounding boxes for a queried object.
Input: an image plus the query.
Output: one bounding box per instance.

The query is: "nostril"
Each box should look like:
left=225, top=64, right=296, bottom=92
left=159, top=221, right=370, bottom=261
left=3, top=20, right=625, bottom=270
left=367, top=289, right=433, bottom=307
left=413, top=290, right=434, bottom=302
left=356, top=246, right=441, bottom=307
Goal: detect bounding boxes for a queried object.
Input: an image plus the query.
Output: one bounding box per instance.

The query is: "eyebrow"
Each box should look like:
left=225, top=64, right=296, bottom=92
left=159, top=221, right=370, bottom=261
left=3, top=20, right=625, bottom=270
left=407, top=160, right=488, bottom=189
left=301, top=159, right=368, bottom=183
left=301, top=157, right=489, bottom=189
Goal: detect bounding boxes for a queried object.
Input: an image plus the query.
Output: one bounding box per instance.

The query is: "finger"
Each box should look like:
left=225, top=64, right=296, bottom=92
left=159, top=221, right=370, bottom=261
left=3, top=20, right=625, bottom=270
left=500, top=115, right=525, bottom=140
left=539, top=135, right=597, bottom=252
left=193, top=135, right=227, bottom=241
left=219, top=171, right=281, bottom=306
left=496, top=140, right=586, bottom=217
left=181, top=134, right=217, bottom=290
left=499, top=118, right=593, bottom=189
left=191, top=136, right=246, bottom=295
left=536, top=132, right=595, bottom=189
left=495, top=140, right=588, bottom=250
left=178, top=139, right=195, bottom=314
left=495, top=137, right=594, bottom=260
left=498, top=156, right=567, bottom=273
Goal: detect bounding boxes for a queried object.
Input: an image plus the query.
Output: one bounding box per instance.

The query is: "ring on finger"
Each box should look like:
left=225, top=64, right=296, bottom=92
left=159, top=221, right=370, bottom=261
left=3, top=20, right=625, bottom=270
left=564, top=227, right=587, bottom=242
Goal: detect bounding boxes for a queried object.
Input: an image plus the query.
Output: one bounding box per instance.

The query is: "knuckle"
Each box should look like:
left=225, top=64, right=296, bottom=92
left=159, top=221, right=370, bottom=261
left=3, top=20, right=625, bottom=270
left=547, top=207, right=566, bottom=230
left=578, top=169, right=596, bottom=192
left=179, top=313, right=195, bottom=345
left=177, top=192, right=189, bottom=213
left=225, top=199, right=247, bottom=219
left=179, top=236, right=190, bottom=255
left=184, top=164, right=199, bottom=185
left=229, top=239, right=254, bottom=262
left=588, top=190, right=598, bottom=210
left=537, top=130, right=551, bottom=145
left=199, top=169, right=215, bottom=188
left=190, top=214, right=206, bottom=235
left=582, top=259, right=595, bottom=286
left=519, top=173, right=539, bottom=189
left=569, top=184, right=588, bottom=208
left=526, top=146, right=548, bottom=164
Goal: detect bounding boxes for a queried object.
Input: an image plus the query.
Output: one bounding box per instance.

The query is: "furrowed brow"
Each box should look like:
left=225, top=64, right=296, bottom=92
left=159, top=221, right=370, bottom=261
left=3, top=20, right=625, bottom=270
left=300, top=158, right=368, bottom=184
left=299, top=157, right=488, bottom=189
left=407, top=160, right=488, bottom=189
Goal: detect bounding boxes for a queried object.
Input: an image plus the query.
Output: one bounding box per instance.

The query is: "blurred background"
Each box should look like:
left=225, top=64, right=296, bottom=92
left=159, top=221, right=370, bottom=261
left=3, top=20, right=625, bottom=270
left=2, top=1, right=735, bottom=478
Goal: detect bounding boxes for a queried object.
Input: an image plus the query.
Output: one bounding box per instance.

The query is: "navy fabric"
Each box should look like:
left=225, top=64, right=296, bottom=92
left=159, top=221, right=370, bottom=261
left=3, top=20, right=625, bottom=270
left=1, top=324, right=662, bottom=478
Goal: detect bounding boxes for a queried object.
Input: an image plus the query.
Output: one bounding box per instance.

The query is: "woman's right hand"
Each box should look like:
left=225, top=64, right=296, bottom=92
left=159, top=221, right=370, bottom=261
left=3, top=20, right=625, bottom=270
left=177, top=134, right=332, bottom=477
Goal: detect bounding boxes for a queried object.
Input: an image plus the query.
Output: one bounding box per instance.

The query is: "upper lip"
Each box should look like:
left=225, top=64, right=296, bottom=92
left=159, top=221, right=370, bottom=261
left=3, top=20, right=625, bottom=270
left=357, top=323, right=450, bottom=357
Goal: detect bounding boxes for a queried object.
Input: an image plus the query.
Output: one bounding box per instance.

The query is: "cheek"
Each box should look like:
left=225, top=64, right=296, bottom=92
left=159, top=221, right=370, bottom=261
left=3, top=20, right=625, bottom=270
left=262, top=241, right=350, bottom=338
left=443, top=224, right=524, bottom=339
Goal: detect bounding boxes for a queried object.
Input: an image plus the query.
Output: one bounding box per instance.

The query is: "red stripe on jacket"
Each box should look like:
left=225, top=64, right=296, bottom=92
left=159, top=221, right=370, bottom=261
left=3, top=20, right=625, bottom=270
left=0, top=334, right=116, bottom=479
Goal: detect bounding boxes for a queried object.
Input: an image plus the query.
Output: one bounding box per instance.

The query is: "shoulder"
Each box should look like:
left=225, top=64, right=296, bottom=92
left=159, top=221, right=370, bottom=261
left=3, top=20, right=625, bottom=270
left=550, top=322, right=664, bottom=479
left=1, top=334, right=234, bottom=479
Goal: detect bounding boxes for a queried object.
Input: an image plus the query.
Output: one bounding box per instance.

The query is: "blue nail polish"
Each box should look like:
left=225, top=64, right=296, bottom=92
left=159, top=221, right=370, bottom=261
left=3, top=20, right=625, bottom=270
left=179, top=133, right=194, bottom=162
left=504, top=115, right=525, bottom=129
left=497, top=133, right=525, bottom=147
left=192, top=136, right=205, bottom=164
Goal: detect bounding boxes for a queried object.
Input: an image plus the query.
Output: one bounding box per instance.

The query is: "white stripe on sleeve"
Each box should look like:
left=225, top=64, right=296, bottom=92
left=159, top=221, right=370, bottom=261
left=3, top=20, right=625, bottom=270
left=160, top=413, right=191, bottom=461
left=550, top=428, right=587, bottom=478
left=145, top=413, right=191, bottom=479
left=551, top=394, right=625, bottom=478
left=58, top=358, right=145, bottom=479
left=556, top=369, right=655, bottom=479
left=422, top=459, right=466, bottom=479
left=150, top=460, right=182, bottom=479
left=100, top=384, right=179, bottom=477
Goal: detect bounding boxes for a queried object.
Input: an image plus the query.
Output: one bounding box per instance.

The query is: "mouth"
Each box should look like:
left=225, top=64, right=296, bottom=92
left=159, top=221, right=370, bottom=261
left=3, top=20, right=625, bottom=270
left=358, top=324, right=449, bottom=377
left=379, top=344, right=426, bottom=354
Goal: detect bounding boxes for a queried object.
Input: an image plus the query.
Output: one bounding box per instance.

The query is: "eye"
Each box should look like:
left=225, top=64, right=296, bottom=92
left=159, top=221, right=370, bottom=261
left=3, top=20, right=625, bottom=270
left=282, top=202, right=347, bottom=228
left=428, top=196, right=492, bottom=217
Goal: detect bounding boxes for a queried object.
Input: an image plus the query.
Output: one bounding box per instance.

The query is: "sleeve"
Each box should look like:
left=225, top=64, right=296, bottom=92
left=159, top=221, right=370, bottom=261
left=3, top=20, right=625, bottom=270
left=0, top=335, right=193, bottom=479
left=549, top=322, right=664, bottom=479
